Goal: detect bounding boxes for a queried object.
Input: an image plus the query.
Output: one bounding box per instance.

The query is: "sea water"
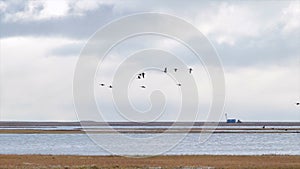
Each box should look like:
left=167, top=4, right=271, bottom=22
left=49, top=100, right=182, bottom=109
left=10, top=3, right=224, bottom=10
left=0, top=133, right=299, bottom=155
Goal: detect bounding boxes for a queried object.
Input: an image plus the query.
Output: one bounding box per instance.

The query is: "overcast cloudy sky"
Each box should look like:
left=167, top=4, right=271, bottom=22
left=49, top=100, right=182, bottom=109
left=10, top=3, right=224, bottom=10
left=0, top=0, right=299, bottom=121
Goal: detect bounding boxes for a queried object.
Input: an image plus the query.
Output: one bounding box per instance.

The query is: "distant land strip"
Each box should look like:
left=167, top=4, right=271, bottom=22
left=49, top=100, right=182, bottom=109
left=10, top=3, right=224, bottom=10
left=0, top=128, right=299, bottom=134
left=0, top=121, right=299, bottom=134
left=0, top=121, right=300, bottom=127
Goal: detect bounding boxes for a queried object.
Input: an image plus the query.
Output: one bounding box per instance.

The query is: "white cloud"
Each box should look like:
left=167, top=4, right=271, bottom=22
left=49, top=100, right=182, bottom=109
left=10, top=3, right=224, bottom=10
left=0, top=36, right=80, bottom=121
left=194, top=2, right=299, bottom=46
left=0, top=1, right=7, bottom=12
left=40, top=0, right=69, bottom=18
left=195, top=3, right=269, bottom=45
left=70, top=0, right=113, bottom=15
left=1, top=0, right=120, bottom=22
left=280, top=1, right=300, bottom=34
left=3, top=0, right=70, bottom=22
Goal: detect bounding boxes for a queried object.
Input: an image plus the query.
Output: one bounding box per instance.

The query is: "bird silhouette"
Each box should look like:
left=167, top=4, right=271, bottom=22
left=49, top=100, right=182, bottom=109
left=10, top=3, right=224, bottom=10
left=141, top=72, right=145, bottom=78
left=98, top=66, right=197, bottom=90
left=296, top=102, right=300, bottom=106
left=137, top=73, right=145, bottom=79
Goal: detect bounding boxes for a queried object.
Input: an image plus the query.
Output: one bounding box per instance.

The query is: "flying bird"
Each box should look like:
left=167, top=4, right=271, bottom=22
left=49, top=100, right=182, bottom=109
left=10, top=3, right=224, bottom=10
left=189, top=68, right=193, bottom=74
left=141, top=72, right=145, bottom=78
left=296, top=102, right=300, bottom=106
left=109, top=85, right=113, bottom=88
left=177, top=83, right=181, bottom=86
left=174, top=68, right=178, bottom=72
left=140, top=85, right=146, bottom=88
left=163, top=67, right=167, bottom=73
left=99, top=83, right=105, bottom=86
left=137, top=73, right=145, bottom=79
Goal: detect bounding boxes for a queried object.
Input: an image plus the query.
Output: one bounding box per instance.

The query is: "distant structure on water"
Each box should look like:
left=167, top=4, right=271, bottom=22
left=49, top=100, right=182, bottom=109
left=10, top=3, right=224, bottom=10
left=225, top=113, right=242, bottom=123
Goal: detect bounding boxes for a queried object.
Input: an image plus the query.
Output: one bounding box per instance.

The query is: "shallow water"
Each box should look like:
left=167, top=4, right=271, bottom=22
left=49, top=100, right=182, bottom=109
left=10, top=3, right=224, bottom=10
left=1, top=125, right=299, bottom=130
left=0, top=133, right=299, bottom=155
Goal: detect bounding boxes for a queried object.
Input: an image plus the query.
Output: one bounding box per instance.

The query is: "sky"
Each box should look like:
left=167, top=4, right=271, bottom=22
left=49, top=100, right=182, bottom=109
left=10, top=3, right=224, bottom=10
left=0, top=0, right=299, bottom=121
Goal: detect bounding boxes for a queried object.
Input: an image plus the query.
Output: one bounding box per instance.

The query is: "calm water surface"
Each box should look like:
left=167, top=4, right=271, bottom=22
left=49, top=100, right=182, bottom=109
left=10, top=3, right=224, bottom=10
left=0, top=133, right=299, bottom=155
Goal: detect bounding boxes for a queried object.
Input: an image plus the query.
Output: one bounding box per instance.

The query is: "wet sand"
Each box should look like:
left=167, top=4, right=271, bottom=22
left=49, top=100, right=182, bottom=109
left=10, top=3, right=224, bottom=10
left=0, top=155, right=299, bottom=168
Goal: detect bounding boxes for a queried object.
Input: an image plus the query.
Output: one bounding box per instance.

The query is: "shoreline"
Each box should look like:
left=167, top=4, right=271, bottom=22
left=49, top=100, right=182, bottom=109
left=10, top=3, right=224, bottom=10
left=0, top=128, right=299, bottom=134
left=1, top=155, right=299, bottom=168
left=1, top=121, right=299, bottom=134
left=1, top=121, right=300, bottom=126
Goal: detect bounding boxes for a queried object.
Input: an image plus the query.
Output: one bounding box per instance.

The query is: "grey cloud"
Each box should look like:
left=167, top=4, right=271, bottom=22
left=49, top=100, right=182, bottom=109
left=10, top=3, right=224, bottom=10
left=0, top=0, right=26, bottom=14
left=0, top=4, right=119, bottom=39
left=50, top=42, right=84, bottom=57
left=0, top=1, right=234, bottom=39
left=93, top=31, right=299, bottom=68
left=1, top=0, right=299, bottom=121
left=215, top=31, right=300, bottom=67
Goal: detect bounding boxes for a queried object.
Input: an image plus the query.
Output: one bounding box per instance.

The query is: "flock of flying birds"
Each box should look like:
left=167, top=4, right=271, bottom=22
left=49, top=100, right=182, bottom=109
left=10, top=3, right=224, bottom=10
left=98, top=67, right=193, bottom=89
left=98, top=67, right=300, bottom=107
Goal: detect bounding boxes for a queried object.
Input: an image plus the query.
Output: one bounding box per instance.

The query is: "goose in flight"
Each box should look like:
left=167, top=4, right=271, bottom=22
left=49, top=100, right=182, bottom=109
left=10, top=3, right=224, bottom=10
left=137, top=72, right=145, bottom=79
left=189, top=68, right=193, bottom=74
left=140, top=85, right=146, bottom=88
left=99, top=83, right=105, bottom=86
left=109, top=85, right=113, bottom=88
left=296, top=102, right=300, bottom=106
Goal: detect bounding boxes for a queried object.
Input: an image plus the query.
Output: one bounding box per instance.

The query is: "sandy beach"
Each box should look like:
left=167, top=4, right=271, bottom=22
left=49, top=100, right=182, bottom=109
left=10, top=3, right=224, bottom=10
left=0, top=155, right=299, bottom=169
